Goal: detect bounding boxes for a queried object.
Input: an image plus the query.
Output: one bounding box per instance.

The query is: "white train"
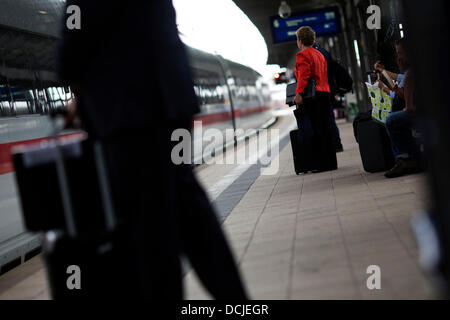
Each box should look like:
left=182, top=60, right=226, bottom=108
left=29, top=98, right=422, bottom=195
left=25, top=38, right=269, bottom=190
left=0, top=46, right=275, bottom=174
left=0, top=0, right=276, bottom=273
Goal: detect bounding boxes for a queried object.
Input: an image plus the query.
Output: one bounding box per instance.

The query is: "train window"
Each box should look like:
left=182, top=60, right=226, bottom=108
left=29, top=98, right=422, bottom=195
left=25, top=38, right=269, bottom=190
left=0, top=83, right=72, bottom=117
left=0, top=85, right=12, bottom=117
left=46, top=87, right=67, bottom=111
left=191, top=67, right=228, bottom=107
left=9, top=86, right=36, bottom=116
left=35, top=89, right=48, bottom=114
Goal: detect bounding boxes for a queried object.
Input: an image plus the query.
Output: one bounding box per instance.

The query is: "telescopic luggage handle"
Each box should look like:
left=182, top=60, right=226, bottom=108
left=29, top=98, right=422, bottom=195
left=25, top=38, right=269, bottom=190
left=49, top=112, right=77, bottom=238
left=48, top=111, right=117, bottom=239
left=92, top=142, right=117, bottom=233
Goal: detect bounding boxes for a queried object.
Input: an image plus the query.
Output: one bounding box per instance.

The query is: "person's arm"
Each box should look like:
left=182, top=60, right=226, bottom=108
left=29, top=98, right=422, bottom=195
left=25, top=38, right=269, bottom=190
left=383, top=69, right=399, bottom=81
left=403, top=72, right=416, bottom=112
left=296, top=53, right=311, bottom=94
left=63, top=98, right=78, bottom=128
left=294, top=53, right=311, bottom=104
left=374, top=61, right=398, bottom=80
left=397, top=73, right=406, bottom=84
left=63, top=84, right=81, bottom=128
left=393, top=86, right=405, bottom=100
left=377, top=80, right=393, bottom=96
left=390, top=90, right=396, bottom=99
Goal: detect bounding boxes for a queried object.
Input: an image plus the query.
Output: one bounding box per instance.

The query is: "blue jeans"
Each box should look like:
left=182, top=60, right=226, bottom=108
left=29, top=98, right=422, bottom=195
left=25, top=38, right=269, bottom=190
left=385, top=110, right=420, bottom=160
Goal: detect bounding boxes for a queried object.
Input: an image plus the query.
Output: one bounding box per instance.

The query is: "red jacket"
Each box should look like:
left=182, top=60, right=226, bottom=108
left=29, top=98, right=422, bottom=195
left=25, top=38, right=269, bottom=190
left=295, top=47, right=330, bottom=94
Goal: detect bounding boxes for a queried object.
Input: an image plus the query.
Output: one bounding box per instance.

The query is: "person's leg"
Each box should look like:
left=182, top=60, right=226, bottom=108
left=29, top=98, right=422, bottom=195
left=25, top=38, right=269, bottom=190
left=304, top=94, right=337, bottom=172
left=385, top=111, right=422, bottom=178
left=386, top=111, right=421, bottom=159
left=303, top=100, right=323, bottom=170
left=104, top=129, right=183, bottom=299
left=295, top=106, right=316, bottom=171
left=329, top=103, right=343, bottom=152
left=168, top=120, right=247, bottom=299
left=316, top=93, right=338, bottom=171
left=176, top=163, right=248, bottom=299
left=385, top=111, right=411, bottom=160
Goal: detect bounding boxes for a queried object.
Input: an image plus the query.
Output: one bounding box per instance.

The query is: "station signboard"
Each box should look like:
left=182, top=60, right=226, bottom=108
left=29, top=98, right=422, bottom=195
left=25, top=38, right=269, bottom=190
left=270, top=6, right=341, bottom=44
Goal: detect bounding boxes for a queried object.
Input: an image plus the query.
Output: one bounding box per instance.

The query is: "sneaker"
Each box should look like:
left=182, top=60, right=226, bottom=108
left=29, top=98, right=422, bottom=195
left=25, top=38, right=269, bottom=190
left=384, top=158, right=420, bottom=178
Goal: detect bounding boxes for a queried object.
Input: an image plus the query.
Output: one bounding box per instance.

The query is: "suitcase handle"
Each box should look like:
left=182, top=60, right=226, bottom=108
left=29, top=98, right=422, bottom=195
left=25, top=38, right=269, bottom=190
left=48, top=115, right=117, bottom=238
left=49, top=116, right=77, bottom=238
left=93, top=142, right=117, bottom=232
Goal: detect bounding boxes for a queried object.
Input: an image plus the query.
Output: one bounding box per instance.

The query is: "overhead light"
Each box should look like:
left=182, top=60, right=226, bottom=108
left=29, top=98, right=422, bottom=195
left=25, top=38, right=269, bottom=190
left=278, top=1, right=292, bottom=19
left=39, top=10, right=48, bottom=15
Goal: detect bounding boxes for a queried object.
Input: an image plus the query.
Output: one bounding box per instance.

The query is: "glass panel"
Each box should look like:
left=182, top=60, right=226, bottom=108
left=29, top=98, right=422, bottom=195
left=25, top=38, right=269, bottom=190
left=0, top=85, right=12, bottom=117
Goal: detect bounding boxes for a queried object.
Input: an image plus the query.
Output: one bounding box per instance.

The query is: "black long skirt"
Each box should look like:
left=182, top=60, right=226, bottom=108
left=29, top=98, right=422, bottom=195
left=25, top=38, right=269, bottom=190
left=303, top=92, right=338, bottom=172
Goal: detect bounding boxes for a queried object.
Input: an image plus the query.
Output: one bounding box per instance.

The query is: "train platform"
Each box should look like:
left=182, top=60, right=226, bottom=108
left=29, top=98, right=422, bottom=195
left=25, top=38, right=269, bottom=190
left=0, top=112, right=437, bottom=299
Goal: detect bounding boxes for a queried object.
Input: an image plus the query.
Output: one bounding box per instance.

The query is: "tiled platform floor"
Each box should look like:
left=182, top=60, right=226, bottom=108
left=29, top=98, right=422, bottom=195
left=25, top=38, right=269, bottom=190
left=185, top=119, right=436, bottom=299
left=0, top=114, right=436, bottom=299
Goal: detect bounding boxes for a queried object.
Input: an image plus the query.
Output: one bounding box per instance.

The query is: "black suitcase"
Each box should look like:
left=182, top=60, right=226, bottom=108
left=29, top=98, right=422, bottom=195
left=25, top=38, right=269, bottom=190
left=42, top=230, right=121, bottom=299
left=290, top=108, right=316, bottom=175
left=353, top=110, right=372, bottom=143
left=12, top=137, right=116, bottom=234
left=12, top=118, right=121, bottom=299
left=357, top=119, right=395, bottom=173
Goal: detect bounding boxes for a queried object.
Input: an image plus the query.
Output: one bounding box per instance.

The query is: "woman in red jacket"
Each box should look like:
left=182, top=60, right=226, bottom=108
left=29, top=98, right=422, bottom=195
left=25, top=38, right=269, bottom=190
left=293, top=26, right=337, bottom=172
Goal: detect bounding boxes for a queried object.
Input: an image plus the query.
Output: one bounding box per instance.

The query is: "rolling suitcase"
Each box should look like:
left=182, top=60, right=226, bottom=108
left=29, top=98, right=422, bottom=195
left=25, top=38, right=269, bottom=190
left=357, top=119, right=395, bottom=173
left=12, top=114, right=121, bottom=299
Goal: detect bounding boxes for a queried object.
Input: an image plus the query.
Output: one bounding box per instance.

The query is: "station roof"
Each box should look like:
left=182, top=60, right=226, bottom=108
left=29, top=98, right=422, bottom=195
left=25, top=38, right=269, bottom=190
left=233, top=0, right=338, bottom=67
left=0, top=0, right=64, bottom=38
left=1, top=0, right=342, bottom=81
left=0, top=0, right=64, bottom=83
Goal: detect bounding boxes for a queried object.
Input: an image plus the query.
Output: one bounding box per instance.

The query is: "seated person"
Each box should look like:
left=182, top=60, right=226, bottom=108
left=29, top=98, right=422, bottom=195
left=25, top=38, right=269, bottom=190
left=374, top=38, right=408, bottom=111
left=377, top=38, right=422, bottom=178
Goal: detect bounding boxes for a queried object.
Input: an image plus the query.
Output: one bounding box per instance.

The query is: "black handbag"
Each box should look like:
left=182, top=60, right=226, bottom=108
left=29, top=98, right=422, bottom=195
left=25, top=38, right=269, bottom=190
left=286, top=82, right=297, bottom=106
left=303, top=78, right=317, bottom=101
left=286, top=78, right=316, bottom=106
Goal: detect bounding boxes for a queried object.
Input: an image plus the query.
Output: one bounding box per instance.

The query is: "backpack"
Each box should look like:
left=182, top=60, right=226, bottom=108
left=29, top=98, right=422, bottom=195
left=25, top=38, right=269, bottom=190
left=333, top=60, right=353, bottom=95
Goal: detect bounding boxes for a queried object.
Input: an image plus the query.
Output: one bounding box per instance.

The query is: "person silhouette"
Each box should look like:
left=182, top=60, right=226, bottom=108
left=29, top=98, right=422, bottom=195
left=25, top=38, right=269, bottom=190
left=58, top=0, right=247, bottom=299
